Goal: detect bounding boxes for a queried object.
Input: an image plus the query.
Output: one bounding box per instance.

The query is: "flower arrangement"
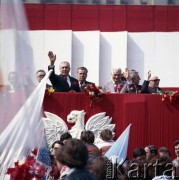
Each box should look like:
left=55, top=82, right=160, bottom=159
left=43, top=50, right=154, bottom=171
left=83, top=84, right=104, bottom=105
left=160, top=90, right=179, bottom=104
left=6, top=149, right=47, bottom=179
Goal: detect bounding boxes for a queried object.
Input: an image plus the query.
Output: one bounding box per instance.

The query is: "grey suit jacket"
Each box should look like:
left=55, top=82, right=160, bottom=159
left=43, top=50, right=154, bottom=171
left=103, top=81, right=126, bottom=93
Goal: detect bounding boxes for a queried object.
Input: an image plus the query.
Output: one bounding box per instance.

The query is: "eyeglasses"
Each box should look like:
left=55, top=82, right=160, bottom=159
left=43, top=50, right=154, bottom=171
left=150, top=79, right=160, bottom=82
left=37, top=74, right=45, bottom=78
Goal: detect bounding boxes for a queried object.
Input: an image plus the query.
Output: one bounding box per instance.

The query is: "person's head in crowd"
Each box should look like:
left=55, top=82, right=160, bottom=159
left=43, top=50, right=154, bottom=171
left=173, top=141, right=179, bottom=179
left=158, top=146, right=171, bottom=158
left=129, top=70, right=141, bottom=85
left=127, top=159, right=145, bottom=179
left=133, top=147, right=146, bottom=163
left=111, top=68, right=122, bottom=84
left=59, top=61, right=70, bottom=78
left=80, top=130, right=101, bottom=164
left=55, top=139, right=88, bottom=170
left=148, top=75, right=160, bottom=89
left=147, top=156, right=173, bottom=179
left=50, top=140, right=64, bottom=156
left=88, top=156, right=108, bottom=180
left=77, top=67, right=88, bottom=84
left=50, top=140, right=64, bottom=166
left=144, top=145, right=158, bottom=161
left=100, top=129, right=113, bottom=142
left=60, top=132, right=72, bottom=144
left=36, top=69, right=46, bottom=83
left=80, top=130, right=95, bottom=144
left=174, top=140, right=179, bottom=159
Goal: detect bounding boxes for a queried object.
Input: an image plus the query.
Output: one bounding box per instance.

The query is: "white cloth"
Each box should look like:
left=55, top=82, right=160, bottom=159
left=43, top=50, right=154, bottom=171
left=152, top=175, right=172, bottom=179
left=94, top=138, right=114, bottom=149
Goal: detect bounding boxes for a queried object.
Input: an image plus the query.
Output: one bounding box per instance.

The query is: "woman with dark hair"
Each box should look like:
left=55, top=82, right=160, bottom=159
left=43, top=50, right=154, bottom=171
left=55, top=139, right=96, bottom=180
left=48, top=140, right=64, bottom=179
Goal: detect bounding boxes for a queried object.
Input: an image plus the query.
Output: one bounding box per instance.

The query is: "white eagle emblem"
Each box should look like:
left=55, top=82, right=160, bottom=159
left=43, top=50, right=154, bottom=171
left=42, top=110, right=115, bottom=148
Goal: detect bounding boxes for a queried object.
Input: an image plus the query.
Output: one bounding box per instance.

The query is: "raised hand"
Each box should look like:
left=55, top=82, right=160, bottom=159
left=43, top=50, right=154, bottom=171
left=147, top=70, right=151, bottom=80
left=123, top=68, right=130, bottom=81
left=48, top=51, right=56, bottom=66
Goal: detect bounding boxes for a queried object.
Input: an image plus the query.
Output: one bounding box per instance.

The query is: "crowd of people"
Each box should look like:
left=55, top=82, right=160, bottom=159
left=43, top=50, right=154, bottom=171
left=46, top=130, right=179, bottom=180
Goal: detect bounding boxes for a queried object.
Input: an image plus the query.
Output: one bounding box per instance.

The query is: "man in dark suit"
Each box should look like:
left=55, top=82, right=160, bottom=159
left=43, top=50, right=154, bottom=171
left=48, top=51, right=81, bottom=92
left=77, top=67, right=94, bottom=91
left=141, top=71, right=161, bottom=94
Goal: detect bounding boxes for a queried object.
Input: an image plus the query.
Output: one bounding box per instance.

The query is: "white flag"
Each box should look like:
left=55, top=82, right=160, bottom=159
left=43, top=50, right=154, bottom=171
left=105, top=124, right=132, bottom=165
left=0, top=0, right=51, bottom=178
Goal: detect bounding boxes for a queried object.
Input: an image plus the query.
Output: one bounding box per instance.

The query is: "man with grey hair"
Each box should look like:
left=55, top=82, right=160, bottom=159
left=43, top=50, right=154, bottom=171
left=103, top=68, right=126, bottom=93
left=48, top=51, right=81, bottom=92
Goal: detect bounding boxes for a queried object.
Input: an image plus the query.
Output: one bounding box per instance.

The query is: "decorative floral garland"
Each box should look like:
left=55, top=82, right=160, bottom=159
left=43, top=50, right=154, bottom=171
left=83, top=84, right=104, bottom=106
left=6, top=149, right=47, bottom=179
left=159, top=90, right=179, bottom=104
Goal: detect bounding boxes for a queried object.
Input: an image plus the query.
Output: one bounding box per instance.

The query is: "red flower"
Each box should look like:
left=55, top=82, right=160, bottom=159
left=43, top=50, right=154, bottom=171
left=83, top=84, right=104, bottom=106
left=6, top=150, right=47, bottom=179
left=161, top=90, right=179, bottom=104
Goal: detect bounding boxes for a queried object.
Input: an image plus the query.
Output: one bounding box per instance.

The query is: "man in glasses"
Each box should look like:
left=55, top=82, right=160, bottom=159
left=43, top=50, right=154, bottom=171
left=36, top=69, right=53, bottom=89
left=141, top=71, right=161, bottom=94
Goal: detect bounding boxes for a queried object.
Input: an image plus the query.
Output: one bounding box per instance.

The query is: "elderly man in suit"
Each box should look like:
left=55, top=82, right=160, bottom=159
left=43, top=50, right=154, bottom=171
left=77, top=67, right=94, bottom=91
left=141, top=71, right=161, bottom=94
left=48, top=51, right=81, bottom=92
left=103, top=68, right=126, bottom=93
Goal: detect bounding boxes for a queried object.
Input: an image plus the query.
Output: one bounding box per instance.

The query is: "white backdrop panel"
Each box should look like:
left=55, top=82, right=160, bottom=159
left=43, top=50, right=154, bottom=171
left=72, top=31, right=100, bottom=85
left=128, top=32, right=179, bottom=87
left=44, top=30, right=72, bottom=74
left=155, top=32, right=179, bottom=87
left=29, top=31, right=45, bottom=74
left=127, top=33, right=155, bottom=86
left=100, top=32, right=127, bottom=87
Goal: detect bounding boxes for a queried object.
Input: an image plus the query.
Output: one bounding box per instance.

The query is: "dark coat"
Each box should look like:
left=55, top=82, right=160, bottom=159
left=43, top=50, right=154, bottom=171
left=141, top=80, right=161, bottom=94
left=48, top=66, right=81, bottom=92
left=61, top=168, right=96, bottom=180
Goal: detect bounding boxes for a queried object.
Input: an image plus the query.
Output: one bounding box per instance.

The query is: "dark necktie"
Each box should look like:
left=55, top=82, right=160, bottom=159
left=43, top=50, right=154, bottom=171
left=80, top=82, right=84, bottom=91
left=64, top=76, right=70, bottom=87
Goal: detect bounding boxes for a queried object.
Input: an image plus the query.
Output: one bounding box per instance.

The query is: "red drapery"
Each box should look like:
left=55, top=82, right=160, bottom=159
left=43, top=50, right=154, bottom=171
left=43, top=93, right=179, bottom=159
left=24, top=4, right=179, bottom=32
